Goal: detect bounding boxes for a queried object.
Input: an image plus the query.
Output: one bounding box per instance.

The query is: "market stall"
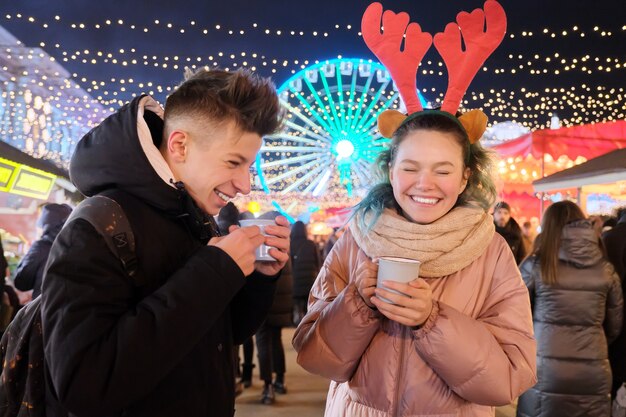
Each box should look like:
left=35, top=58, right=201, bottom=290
left=490, top=120, right=626, bottom=219
left=532, top=147, right=626, bottom=214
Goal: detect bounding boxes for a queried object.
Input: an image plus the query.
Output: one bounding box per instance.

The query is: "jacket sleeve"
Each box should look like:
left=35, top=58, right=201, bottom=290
left=411, top=239, right=537, bottom=406
left=13, top=240, right=50, bottom=291
left=42, top=219, right=247, bottom=416
left=230, top=269, right=279, bottom=345
left=515, top=236, right=527, bottom=265
left=292, top=231, right=383, bottom=382
left=604, top=266, right=623, bottom=344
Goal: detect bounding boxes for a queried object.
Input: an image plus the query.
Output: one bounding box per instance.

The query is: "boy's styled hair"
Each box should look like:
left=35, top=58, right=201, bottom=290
left=164, top=68, right=283, bottom=138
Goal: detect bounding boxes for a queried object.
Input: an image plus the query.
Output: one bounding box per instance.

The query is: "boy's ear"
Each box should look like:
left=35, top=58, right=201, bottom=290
left=166, top=130, right=188, bottom=162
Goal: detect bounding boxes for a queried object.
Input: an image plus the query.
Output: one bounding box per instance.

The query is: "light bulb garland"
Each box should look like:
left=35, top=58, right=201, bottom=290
left=2, top=11, right=624, bottom=42
left=0, top=4, right=624, bottom=196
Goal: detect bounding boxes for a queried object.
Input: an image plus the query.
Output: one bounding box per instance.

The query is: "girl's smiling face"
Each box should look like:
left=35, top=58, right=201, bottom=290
left=389, top=129, right=470, bottom=224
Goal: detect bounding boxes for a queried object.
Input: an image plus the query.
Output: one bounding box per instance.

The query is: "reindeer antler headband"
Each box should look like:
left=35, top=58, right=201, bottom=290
left=361, top=0, right=507, bottom=142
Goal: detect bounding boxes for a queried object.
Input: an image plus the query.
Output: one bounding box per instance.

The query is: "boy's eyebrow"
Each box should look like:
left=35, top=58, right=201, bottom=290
left=226, top=153, right=247, bottom=162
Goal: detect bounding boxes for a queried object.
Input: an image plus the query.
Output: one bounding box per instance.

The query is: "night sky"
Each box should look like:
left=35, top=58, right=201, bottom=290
left=1, top=0, right=625, bottom=129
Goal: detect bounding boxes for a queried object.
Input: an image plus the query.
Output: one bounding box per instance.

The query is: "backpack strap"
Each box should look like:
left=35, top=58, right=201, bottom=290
left=66, top=195, right=141, bottom=284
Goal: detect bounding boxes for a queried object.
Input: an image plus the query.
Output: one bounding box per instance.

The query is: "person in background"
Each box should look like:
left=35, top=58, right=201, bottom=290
left=293, top=111, right=536, bottom=416
left=255, top=211, right=294, bottom=405
left=589, top=214, right=606, bottom=237
left=604, top=207, right=626, bottom=282
left=14, top=203, right=73, bottom=299
left=290, top=221, right=321, bottom=326
left=0, top=238, right=7, bottom=280
left=237, top=209, right=258, bottom=389
left=602, top=216, right=617, bottom=233
left=0, top=237, right=19, bottom=336
left=216, top=201, right=240, bottom=236
left=516, top=201, right=622, bottom=417
left=216, top=201, right=245, bottom=397
left=603, top=206, right=626, bottom=398
left=323, top=227, right=344, bottom=260
left=521, top=221, right=536, bottom=258
left=493, top=201, right=526, bottom=264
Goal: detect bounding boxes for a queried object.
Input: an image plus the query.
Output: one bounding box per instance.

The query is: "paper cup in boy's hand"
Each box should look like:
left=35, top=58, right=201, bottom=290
left=239, top=219, right=276, bottom=261
left=376, top=257, right=421, bottom=304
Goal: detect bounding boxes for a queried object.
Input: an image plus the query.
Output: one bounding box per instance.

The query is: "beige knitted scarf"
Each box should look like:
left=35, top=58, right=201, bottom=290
left=350, top=206, right=495, bottom=278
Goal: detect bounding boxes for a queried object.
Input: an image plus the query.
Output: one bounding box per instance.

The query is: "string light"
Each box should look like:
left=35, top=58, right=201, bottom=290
left=2, top=12, right=621, bottom=43
left=0, top=7, right=623, bottom=190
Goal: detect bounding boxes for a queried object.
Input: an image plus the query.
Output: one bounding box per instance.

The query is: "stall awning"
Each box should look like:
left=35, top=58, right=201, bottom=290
left=533, top=147, right=626, bottom=192
left=493, top=120, right=626, bottom=161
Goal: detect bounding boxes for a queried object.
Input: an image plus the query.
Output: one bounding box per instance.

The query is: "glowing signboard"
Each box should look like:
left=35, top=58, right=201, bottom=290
left=0, top=156, right=57, bottom=199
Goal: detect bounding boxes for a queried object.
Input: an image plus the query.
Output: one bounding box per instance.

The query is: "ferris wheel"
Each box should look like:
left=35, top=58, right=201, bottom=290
left=255, top=58, right=425, bottom=202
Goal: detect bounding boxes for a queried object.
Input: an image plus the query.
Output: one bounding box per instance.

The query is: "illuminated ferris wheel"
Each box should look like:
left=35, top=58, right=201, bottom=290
left=256, top=58, right=424, bottom=200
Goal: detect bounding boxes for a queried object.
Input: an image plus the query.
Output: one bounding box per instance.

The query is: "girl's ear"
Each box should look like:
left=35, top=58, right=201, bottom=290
left=459, top=167, right=471, bottom=194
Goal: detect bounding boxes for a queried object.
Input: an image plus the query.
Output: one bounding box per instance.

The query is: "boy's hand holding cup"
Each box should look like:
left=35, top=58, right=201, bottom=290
left=240, top=216, right=290, bottom=276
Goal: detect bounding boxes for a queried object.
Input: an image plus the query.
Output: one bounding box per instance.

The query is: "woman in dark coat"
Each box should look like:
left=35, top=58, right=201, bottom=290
left=517, top=201, right=623, bottom=417
left=290, top=221, right=320, bottom=326
left=254, top=210, right=293, bottom=403
left=248, top=211, right=294, bottom=404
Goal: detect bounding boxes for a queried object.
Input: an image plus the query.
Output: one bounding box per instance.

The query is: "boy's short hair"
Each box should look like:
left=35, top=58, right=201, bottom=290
left=164, top=68, right=283, bottom=138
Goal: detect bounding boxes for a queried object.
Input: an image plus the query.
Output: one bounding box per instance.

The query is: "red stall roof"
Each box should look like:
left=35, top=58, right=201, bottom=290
left=492, top=120, right=626, bottom=160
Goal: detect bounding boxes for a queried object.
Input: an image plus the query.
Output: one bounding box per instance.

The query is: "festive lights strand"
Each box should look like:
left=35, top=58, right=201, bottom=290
left=1, top=10, right=625, bottom=184
left=8, top=46, right=622, bottom=121
left=6, top=40, right=622, bottom=93
left=2, top=11, right=625, bottom=40
left=66, top=62, right=625, bottom=130
left=3, top=28, right=624, bottom=98
left=32, top=39, right=626, bottom=78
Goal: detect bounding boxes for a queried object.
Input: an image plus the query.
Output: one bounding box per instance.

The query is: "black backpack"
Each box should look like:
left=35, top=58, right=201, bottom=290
left=0, top=195, right=138, bottom=417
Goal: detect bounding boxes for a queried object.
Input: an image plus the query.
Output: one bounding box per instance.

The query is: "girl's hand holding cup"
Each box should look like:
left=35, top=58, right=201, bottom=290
left=370, top=257, right=433, bottom=327
left=372, top=278, right=434, bottom=327
left=355, top=257, right=379, bottom=308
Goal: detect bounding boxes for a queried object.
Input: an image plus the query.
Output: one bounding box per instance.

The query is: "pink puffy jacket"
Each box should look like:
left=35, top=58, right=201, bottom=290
left=293, top=230, right=536, bottom=417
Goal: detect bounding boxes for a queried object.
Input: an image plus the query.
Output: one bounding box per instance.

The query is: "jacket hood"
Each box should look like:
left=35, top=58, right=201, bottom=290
left=216, top=202, right=240, bottom=235
left=38, top=203, right=73, bottom=239
left=70, top=95, right=182, bottom=214
left=70, top=95, right=219, bottom=241
left=559, top=219, right=603, bottom=267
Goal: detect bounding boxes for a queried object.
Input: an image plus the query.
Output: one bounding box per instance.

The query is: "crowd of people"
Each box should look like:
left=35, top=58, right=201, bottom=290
left=3, top=192, right=626, bottom=416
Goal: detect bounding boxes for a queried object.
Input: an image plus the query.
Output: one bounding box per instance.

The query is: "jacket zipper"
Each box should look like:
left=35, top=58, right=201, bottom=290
left=391, top=325, right=407, bottom=417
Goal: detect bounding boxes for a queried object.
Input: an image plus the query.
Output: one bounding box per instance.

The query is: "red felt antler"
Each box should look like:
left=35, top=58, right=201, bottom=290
left=361, top=2, right=432, bottom=114
left=434, top=0, right=507, bottom=115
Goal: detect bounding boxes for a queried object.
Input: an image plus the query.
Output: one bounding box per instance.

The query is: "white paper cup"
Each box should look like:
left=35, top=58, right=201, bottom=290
left=376, top=257, right=421, bottom=304
left=239, top=219, right=276, bottom=261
